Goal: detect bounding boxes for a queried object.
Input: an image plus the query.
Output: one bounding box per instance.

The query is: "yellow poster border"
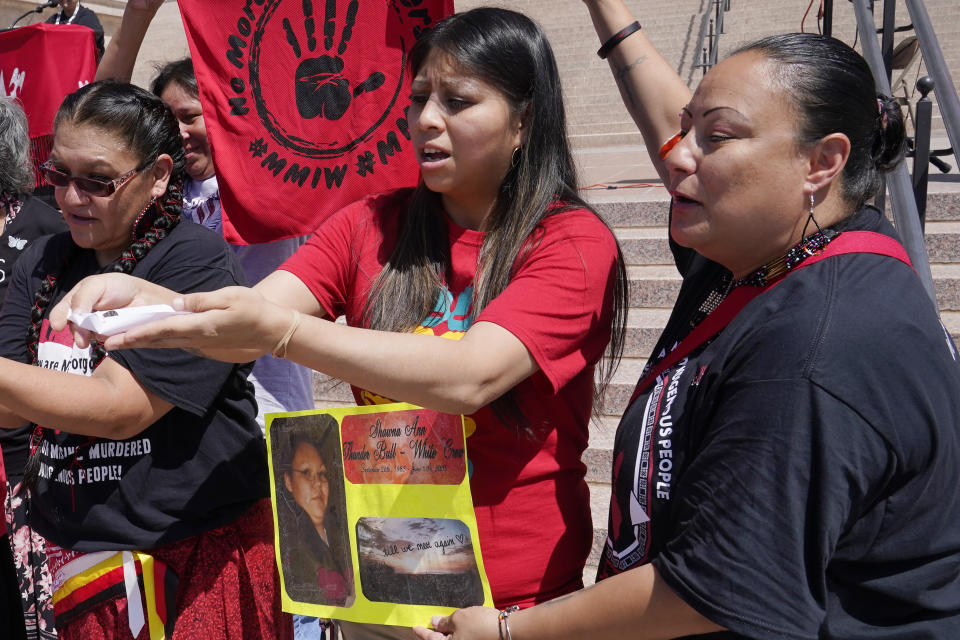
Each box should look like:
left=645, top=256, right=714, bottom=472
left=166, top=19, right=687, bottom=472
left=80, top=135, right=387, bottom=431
left=265, top=403, right=493, bottom=628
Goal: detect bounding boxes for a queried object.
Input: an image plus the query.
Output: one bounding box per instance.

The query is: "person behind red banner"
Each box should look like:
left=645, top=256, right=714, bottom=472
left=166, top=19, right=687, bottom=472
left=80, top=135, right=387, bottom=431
left=0, top=95, right=68, bottom=640
left=44, top=0, right=104, bottom=60
left=0, top=81, right=291, bottom=640
left=50, top=7, right=629, bottom=639
left=399, top=1, right=960, bottom=638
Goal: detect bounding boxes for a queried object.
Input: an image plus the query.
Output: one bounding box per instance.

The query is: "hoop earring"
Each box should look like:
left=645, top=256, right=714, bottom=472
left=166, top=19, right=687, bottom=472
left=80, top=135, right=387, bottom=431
left=131, top=197, right=157, bottom=242
left=510, top=146, right=521, bottom=168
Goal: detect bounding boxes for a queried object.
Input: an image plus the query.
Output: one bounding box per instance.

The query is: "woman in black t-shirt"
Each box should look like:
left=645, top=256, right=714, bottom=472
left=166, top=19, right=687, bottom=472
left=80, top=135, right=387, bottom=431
left=0, top=82, right=288, bottom=640
left=405, top=2, right=960, bottom=639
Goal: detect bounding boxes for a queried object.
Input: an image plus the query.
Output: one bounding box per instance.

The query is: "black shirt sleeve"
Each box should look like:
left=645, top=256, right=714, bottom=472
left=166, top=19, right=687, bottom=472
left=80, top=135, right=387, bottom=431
left=651, top=378, right=893, bottom=640
left=107, top=226, right=250, bottom=417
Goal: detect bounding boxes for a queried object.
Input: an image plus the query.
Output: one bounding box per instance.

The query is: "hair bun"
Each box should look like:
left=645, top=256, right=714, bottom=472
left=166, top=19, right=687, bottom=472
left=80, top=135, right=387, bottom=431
left=873, top=94, right=907, bottom=172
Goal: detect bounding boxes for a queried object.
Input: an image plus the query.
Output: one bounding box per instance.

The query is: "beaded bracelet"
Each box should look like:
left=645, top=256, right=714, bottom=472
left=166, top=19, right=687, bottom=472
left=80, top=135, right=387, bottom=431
left=498, top=605, right=520, bottom=640
left=597, top=20, right=642, bottom=59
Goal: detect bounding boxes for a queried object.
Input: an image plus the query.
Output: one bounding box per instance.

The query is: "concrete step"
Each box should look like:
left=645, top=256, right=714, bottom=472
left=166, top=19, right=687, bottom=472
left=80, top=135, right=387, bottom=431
left=924, top=194, right=960, bottom=221
left=614, top=220, right=960, bottom=266
left=615, top=226, right=672, bottom=265
left=572, top=130, right=645, bottom=149
left=933, top=264, right=960, bottom=311
left=925, top=221, right=960, bottom=263
left=628, top=264, right=683, bottom=307
left=594, top=198, right=670, bottom=226
left=625, top=307, right=674, bottom=359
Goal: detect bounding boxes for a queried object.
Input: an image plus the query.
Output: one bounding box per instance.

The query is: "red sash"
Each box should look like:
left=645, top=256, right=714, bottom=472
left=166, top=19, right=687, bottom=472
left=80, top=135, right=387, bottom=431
left=627, top=231, right=913, bottom=408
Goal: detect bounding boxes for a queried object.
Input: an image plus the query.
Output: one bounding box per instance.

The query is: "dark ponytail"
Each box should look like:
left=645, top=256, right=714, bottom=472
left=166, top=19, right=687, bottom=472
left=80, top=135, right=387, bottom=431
left=734, top=33, right=907, bottom=208
left=875, top=93, right=908, bottom=172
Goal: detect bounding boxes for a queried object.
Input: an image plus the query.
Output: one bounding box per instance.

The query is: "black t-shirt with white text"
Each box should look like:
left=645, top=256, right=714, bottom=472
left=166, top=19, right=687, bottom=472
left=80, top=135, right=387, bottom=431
left=598, top=207, right=960, bottom=638
left=0, top=222, right=267, bottom=551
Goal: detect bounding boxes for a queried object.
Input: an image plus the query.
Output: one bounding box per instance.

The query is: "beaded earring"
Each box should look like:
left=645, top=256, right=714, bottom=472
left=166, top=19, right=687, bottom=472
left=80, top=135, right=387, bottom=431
left=733, top=193, right=838, bottom=288
left=801, top=192, right=824, bottom=239
left=130, top=197, right=158, bottom=242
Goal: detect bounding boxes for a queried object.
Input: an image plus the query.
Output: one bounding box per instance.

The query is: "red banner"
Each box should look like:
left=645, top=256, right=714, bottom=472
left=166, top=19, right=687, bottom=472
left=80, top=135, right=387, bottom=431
left=0, top=23, right=97, bottom=137
left=0, top=23, right=97, bottom=184
left=176, top=0, right=452, bottom=244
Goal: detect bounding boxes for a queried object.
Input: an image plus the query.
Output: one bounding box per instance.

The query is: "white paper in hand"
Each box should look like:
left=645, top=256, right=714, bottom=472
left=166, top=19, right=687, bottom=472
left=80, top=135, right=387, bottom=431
left=68, top=305, right=191, bottom=337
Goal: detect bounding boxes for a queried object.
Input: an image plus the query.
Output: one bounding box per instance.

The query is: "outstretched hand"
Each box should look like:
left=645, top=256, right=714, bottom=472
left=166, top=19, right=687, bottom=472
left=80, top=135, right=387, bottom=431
left=49, top=273, right=293, bottom=363
left=99, top=286, right=291, bottom=362
left=413, top=607, right=501, bottom=640
left=49, top=273, right=178, bottom=348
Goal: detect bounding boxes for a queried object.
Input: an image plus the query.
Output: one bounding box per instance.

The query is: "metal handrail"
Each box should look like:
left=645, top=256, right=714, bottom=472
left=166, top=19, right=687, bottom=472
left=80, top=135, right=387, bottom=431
left=905, top=0, right=960, bottom=172
left=694, top=0, right=731, bottom=74
left=851, top=0, right=938, bottom=304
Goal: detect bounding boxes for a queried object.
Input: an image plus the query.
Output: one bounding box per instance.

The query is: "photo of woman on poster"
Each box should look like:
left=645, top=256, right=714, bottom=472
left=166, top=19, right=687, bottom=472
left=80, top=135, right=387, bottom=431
left=273, top=414, right=355, bottom=607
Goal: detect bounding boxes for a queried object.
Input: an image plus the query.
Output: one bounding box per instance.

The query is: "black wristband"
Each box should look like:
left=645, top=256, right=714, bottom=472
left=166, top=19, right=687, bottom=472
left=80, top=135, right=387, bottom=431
left=597, top=20, right=642, bottom=59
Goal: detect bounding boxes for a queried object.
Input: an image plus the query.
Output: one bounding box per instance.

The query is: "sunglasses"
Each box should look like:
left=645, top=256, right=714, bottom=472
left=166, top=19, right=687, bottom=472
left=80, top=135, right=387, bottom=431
left=40, top=160, right=149, bottom=197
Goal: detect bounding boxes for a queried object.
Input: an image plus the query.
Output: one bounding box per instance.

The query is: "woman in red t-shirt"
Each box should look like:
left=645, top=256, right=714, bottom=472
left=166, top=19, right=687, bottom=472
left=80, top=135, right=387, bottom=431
left=54, top=8, right=628, bottom=638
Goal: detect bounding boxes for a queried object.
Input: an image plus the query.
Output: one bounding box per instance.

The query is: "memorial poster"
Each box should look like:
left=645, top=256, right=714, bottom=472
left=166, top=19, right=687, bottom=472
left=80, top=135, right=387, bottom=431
left=266, top=403, right=492, bottom=626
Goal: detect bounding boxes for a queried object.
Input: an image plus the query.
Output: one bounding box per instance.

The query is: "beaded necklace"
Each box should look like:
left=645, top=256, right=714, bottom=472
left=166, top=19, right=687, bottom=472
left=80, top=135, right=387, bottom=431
left=689, top=227, right=840, bottom=330
left=733, top=228, right=839, bottom=288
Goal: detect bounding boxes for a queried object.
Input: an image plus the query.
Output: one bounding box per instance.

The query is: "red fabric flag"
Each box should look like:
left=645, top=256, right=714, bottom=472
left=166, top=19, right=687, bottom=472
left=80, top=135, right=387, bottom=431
left=176, top=0, right=453, bottom=244
left=0, top=23, right=98, bottom=185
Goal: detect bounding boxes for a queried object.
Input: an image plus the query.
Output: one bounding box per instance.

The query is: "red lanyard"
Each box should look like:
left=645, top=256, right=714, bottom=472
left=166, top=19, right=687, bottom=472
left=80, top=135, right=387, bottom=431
left=626, top=231, right=913, bottom=409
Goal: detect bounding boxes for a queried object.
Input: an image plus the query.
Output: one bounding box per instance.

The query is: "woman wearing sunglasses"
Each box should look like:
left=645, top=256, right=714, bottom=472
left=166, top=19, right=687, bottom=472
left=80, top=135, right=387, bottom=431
left=0, top=81, right=289, bottom=640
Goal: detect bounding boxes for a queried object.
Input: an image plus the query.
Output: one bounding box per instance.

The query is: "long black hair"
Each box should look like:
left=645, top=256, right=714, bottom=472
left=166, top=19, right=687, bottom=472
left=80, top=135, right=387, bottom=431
left=733, top=33, right=906, bottom=208
left=362, top=8, right=628, bottom=419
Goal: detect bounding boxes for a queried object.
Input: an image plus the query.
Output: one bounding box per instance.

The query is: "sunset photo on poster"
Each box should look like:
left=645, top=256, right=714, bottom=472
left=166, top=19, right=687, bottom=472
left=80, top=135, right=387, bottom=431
left=356, top=517, right=483, bottom=607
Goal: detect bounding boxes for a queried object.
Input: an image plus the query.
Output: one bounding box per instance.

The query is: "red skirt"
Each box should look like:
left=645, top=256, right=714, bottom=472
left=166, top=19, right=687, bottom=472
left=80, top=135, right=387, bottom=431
left=56, top=499, right=292, bottom=640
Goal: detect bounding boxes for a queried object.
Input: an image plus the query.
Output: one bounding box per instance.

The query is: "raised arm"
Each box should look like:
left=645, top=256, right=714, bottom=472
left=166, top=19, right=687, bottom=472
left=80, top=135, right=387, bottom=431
left=94, top=0, right=165, bottom=83
left=583, top=0, right=692, bottom=182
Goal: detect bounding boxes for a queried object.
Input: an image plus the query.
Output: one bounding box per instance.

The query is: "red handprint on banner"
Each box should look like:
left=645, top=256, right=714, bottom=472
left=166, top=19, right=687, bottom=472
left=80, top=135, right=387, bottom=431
left=283, top=0, right=386, bottom=120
